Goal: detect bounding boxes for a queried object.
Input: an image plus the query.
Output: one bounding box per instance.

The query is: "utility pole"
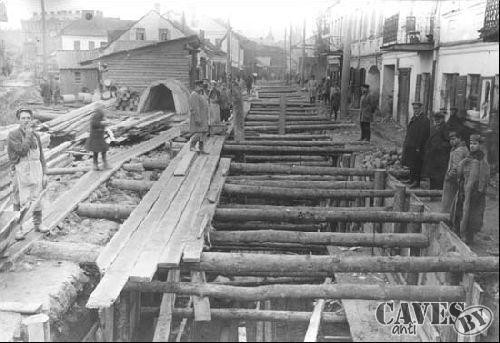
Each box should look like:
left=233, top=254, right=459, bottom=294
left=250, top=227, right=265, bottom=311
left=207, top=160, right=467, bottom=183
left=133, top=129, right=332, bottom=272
left=284, top=28, right=287, bottom=82
left=226, top=19, right=231, bottom=81
left=340, top=14, right=352, bottom=121
left=289, top=23, right=293, bottom=84
left=301, top=19, right=306, bottom=87
left=40, top=0, right=48, bottom=78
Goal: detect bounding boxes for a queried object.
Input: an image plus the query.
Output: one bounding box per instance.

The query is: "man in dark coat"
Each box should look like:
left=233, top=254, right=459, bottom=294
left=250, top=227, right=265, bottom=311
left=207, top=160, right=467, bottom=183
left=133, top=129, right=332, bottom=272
left=446, top=107, right=473, bottom=146
left=423, top=112, right=452, bottom=190
left=402, top=102, right=430, bottom=188
left=358, top=84, right=378, bottom=141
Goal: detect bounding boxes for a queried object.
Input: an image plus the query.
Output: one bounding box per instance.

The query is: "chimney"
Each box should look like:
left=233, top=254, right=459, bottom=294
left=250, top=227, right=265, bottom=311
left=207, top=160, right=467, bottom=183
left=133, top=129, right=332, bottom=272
left=154, top=3, right=161, bottom=13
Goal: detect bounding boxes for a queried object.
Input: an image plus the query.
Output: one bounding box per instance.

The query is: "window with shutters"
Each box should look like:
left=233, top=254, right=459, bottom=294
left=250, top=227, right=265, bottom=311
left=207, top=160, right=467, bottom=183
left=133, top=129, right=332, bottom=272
left=135, top=28, right=146, bottom=40
left=456, top=76, right=468, bottom=110
left=159, top=28, right=170, bottom=41
left=100, top=41, right=107, bottom=48
left=88, top=41, right=95, bottom=50
left=73, top=40, right=81, bottom=50
left=74, top=71, right=81, bottom=83
left=467, top=74, right=481, bottom=110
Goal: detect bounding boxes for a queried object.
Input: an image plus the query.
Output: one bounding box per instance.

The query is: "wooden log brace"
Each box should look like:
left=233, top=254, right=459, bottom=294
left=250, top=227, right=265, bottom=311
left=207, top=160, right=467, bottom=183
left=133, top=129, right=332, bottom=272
left=214, top=207, right=450, bottom=224
left=223, top=145, right=355, bottom=155
left=123, top=281, right=466, bottom=302
left=244, top=124, right=356, bottom=132
left=210, top=231, right=429, bottom=248
left=246, top=115, right=326, bottom=121
left=245, top=134, right=331, bottom=140
left=168, top=308, right=347, bottom=323
left=246, top=121, right=340, bottom=127
left=243, top=155, right=328, bottom=162
left=224, top=140, right=343, bottom=147
left=225, top=179, right=373, bottom=189
left=226, top=174, right=349, bottom=181
left=229, top=163, right=379, bottom=176
left=76, top=203, right=135, bottom=220
left=109, top=179, right=154, bottom=192
left=191, top=252, right=499, bottom=274
left=213, top=222, right=323, bottom=232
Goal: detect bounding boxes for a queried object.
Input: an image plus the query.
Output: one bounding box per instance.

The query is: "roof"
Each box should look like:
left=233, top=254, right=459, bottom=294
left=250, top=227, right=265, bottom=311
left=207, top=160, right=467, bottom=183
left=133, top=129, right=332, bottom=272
left=202, top=40, right=226, bottom=58
left=61, top=17, right=135, bottom=37
left=82, top=35, right=200, bottom=63
left=55, top=50, right=100, bottom=69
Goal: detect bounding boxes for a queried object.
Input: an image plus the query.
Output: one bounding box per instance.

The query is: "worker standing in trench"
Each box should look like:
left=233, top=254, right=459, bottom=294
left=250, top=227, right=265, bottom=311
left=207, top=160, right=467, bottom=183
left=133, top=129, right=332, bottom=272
left=189, top=80, right=209, bottom=154
left=8, top=108, right=49, bottom=238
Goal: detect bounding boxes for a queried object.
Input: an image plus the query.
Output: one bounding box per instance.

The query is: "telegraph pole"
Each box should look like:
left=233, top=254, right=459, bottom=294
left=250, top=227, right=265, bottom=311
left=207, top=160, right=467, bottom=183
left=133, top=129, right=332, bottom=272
left=301, top=19, right=306, bottom=87
left=40, top=0, right=48, bottom=78
left=340, top=14, right=352, bottom=121
left=226, top=19, right=231, bottom=81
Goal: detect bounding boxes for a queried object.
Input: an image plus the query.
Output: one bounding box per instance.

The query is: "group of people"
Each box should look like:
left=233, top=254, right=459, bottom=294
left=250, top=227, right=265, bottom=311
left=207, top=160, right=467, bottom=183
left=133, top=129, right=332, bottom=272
left=401, top=102, right=490, bottom=244
left=307, top=75, right=342, bottom=120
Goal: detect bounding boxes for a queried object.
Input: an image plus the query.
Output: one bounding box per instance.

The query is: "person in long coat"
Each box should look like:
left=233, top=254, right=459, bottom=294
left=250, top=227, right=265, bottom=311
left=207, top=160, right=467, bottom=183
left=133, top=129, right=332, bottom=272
left=85, top=103, right=111, bottom=170
left=8, top=108, right=48, bottom=236
left=358, top=84, right=378, bottom=142
left=307, top=75, right=318, bottom=104
left=423, top=112, right=451, bottom=190
left=441, top=130, right=469, bottom=213
left=330, top=83, right=341, bottom=120
left=219, top=83, right=231, bottom=122
left=208, top=81, right=221, bottom=127
left=189, top=81, right=210, bottom=153
left=402, top=102, right=430, bottom=188
left=451, top=134, right=490, bottom=244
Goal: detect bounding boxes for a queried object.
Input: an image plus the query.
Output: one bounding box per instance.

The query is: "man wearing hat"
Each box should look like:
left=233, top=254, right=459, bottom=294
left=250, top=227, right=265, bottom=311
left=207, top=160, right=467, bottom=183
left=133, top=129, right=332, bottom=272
left=8, top=108, right=49, bottom=237
left=358, top=84, right=378, bottom=141
left=441, top=130, right=469, bottom=213
left=423, top=111, right=451, bottom=190
left=402, top=102, right=430, bottom=188
left=188, top=81, right=209, bottom=153
left=451, top=134, right=490, bottom=244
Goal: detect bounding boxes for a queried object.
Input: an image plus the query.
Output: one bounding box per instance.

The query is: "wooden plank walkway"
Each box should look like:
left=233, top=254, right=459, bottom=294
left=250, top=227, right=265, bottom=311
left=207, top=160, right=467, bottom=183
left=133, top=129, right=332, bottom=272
left=0, top=127, right=181, bottom=271
left=87, top=135, right=226, bottom=309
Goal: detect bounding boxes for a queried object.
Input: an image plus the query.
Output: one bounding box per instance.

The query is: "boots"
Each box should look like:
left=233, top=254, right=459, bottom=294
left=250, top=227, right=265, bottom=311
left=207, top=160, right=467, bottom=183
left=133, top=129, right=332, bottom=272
left=33, top=210, right=49, bottom=234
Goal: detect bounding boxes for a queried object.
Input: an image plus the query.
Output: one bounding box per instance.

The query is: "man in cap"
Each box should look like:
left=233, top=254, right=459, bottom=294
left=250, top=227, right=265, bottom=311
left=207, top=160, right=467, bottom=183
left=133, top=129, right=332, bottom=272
left=8, top=108, right=49, bottom=238
left=441, top=130, right=469, bottom=213
left=402, top=102, right=430, bottom=188
left=358, top=84, right=378, bottom=141
left=189, top=81, right=209, bottom=154
left=423, top=111, right=451, bottom=190
left=451, top=134, right=490, bottom=244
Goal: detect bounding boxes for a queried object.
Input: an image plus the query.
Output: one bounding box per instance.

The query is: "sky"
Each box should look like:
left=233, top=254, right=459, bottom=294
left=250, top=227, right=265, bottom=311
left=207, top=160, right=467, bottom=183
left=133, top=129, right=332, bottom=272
left=1, top=0, right=332, bottom=38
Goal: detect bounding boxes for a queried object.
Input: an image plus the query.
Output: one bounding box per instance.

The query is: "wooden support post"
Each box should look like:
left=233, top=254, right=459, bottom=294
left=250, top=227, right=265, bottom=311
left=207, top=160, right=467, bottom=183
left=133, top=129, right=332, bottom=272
left=128, top=291, right=141, bottom=340
left=264, top=300, right=273, bottom=342
left=21, top=314, right=50, bottom=342
left=191, top=271, right=211, bottom=321
left=153, top=269, right=179, bottom=342
left=279, top=95, right=286, bottom=135
left=405, top=204, right=424, bottom=285
left=338, top=155, right=350, bottom=233
left=391, top=186, right=408, bottom=255
left=99, top=306, right=114, bottom=342
left=373, top=170, right=386, bottom=233
left=304, top=278, right=331, bottom=342
left=255, top=302, right=264, bottom=342
left=238, top=326, right=247, bottom=342
left=175, top=298, right=193, bottom=342
left=233, top=82, right=245, bottom=143
left=116, top=292, right=131, bottom=342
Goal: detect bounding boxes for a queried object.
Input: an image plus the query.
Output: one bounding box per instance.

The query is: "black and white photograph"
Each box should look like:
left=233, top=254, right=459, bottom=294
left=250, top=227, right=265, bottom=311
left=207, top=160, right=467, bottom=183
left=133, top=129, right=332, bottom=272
left=0, top=0, right=498, bottom=342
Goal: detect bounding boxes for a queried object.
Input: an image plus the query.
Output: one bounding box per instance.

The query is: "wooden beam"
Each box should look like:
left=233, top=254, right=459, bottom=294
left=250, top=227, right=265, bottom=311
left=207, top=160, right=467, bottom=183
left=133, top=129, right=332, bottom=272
left=213, top=222, right=322, bottom=232
left=279, top=95, right=286, bottom=135
left=124, top=281, right=465, bottom=302
left=193, top=252, right=498, bottom=274
left=244, top=123, right=355, bottom=132
left=21, top=313, right=50, bottom=342
left=29, top=241, right=101, bottom=264
left=210, top=231, right=429, bottom=248
left=225, top=140, right=342, bottom=147
left=191, top=271, right=211, bottom=321
left=153, top=269, right=179, bottom=342
left=174, top=150, right=197, bottom=176
left=245, top=134, right=330, bottom=140
left=225, top=179, right=373, bottom=189
left=224, top=145, right=355, bottom=155
left=45, top=167, right=90, bottom=175
left=214, top=207, right=450, bottom=224
left=230, top=163, right=378, bottom=176
left=0, top=302, right=42, bottom=315
left=304, top=279, right=331, bottom=342
left=76, top=203, right=135, bottom=220
left=109, top=179, right=154, bottom=192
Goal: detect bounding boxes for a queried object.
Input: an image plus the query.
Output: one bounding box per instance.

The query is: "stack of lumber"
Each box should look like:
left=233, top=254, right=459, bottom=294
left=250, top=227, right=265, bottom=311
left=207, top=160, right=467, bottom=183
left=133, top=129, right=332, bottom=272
left=40, top=99, right=116, bottom=138
left=87, top=135, right=226, bottom=309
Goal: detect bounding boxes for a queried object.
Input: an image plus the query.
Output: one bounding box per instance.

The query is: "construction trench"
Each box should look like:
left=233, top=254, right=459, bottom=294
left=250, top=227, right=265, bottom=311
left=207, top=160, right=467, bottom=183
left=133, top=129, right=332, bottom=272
left=0, top=83, right=498, bottom=342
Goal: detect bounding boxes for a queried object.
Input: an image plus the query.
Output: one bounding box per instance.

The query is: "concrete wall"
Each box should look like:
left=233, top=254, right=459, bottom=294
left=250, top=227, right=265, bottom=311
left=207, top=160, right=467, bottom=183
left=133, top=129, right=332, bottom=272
left=61, top=35, right=107, bottom=50
left=118, top=11, right=185, bottom=42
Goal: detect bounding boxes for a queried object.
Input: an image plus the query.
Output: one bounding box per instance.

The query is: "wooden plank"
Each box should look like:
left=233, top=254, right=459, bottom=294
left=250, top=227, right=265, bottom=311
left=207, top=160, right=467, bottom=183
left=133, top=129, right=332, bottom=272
left=153, top=270, right=179, bottom=342
left=96, top=141, right=190, bottom=273
left=0, top=302, right=42, bottom=315
left=158, top=138, right=225, bottom=268
left=181, top=157, right=231, bottom=263
left=304, top=296, right=327, bottom=342
left=128, top=153, right=209, bottom=282
left=175, top=298, right=193, bottom=342
left=173, top=150, right=197, bottom=176
left=2, top=127, right=181, bottom=272
left=238, top=326, right=247, bottom=342
left=22, top=313, right=50, bottom=342
left=264, top=300, right=272, bottom=342
left=191, top=271, right=211, bottom=322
